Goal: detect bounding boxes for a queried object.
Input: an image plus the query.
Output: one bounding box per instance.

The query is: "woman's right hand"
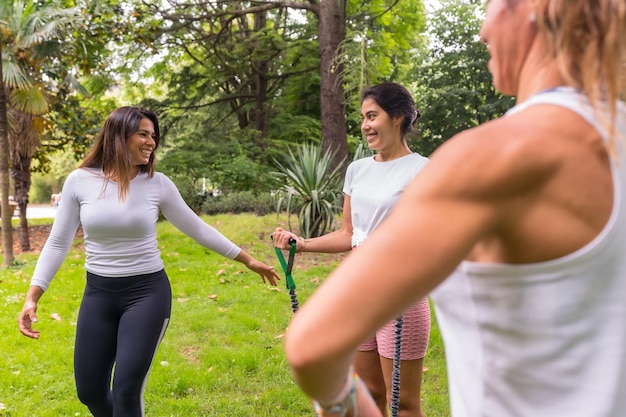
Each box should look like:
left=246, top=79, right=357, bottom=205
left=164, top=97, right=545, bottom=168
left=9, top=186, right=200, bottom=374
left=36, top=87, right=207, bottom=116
left=272, top=227, right=304, bottom=251
left=18, top=300, right=40, bottom=339
left=18, top=286, right=44, bottom=339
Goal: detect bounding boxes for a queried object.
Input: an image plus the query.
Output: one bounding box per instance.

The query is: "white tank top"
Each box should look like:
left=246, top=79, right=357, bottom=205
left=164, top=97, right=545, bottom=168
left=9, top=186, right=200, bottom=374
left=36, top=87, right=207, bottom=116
left=430, top=89, right=626, bottom=417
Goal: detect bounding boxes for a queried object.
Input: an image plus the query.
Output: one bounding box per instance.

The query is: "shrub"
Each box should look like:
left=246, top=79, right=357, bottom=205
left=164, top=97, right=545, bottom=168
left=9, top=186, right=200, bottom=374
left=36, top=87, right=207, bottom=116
left=167, top=174, right=206, bottom=214
left=201, top=191, right=275, bottom=216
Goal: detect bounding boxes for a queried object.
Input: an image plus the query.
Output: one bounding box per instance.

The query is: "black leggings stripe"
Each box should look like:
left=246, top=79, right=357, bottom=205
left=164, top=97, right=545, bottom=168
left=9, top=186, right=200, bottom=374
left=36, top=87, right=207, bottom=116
left=74, top=270, right=172, bottom=417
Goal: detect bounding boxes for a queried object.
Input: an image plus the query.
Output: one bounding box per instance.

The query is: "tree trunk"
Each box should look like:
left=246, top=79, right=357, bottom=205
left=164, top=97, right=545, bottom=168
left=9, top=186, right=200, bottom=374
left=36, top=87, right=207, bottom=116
left=318, top=0, right=348, bottom=175
left=253, top=9, right=269, bottom=143
left=11, top=156, right=31, bottom=252
left=0, top=43, right=14, bottom=265
left=8, top=110, right=39, bottom=253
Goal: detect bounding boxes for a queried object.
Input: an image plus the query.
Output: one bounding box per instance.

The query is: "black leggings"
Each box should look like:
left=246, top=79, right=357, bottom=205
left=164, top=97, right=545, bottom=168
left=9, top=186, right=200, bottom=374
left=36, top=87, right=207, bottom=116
left=74, top=270, right=172, bottom=417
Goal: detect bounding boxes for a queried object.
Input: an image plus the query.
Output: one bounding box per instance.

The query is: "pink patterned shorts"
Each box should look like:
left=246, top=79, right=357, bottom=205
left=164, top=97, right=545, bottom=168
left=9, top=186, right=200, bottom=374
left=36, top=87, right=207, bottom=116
left=358, top=296, right=431, bottom=360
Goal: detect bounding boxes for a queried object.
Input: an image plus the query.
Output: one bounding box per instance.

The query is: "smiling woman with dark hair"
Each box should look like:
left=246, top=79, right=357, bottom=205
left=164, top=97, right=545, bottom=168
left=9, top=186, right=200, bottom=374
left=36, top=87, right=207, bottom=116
left=18, top=106, right=280, bottom=417
left=274, top=82, right=430, bottom=417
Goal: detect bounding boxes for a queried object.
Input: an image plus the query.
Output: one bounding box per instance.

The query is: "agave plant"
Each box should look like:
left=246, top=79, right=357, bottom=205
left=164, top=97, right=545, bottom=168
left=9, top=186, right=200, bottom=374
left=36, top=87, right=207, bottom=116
left=353, top=140, right=374, bottom=161
left=273, top=143, right=345, bottom=238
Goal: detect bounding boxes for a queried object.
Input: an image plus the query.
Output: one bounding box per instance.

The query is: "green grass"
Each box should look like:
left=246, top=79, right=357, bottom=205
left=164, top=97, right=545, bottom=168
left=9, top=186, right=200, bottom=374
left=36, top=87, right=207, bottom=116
left=0, top=213, right=449, bottom=416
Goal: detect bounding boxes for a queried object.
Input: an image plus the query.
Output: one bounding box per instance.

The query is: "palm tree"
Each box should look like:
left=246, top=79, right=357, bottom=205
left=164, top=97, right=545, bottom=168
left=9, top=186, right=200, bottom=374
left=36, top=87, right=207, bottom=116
left=0, top=0, right=78, bottom=255
left=0, top=40, right=13, bottom=265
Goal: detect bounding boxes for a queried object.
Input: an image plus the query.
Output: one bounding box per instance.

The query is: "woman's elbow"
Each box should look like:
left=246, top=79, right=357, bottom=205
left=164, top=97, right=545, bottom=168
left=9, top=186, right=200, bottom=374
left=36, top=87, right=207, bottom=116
left=284, top=324, right=314, bottom=372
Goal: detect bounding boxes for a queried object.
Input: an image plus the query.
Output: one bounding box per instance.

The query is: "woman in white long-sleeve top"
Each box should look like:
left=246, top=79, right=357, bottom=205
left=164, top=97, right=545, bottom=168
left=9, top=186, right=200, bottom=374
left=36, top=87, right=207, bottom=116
left=18, top=106, right=280, bottom=417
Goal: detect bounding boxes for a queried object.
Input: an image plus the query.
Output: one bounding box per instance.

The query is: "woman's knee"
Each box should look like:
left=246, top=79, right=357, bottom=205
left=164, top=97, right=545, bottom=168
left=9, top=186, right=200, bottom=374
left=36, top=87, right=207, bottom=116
left=76, top=385, right=113, bottom=417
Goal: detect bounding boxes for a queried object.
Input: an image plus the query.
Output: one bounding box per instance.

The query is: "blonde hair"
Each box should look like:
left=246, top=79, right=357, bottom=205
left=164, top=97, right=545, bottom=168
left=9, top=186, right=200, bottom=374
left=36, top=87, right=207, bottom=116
left=537, top=0, right=626, bottom=145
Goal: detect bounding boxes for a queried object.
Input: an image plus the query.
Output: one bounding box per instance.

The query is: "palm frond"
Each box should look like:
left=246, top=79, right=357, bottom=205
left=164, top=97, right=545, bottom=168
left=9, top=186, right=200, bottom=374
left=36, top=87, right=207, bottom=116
left=2, top=60, right=31, bottom=90
left=21, top=8, right=79, bottom=48
left=10, top=87, right=48, bottom=114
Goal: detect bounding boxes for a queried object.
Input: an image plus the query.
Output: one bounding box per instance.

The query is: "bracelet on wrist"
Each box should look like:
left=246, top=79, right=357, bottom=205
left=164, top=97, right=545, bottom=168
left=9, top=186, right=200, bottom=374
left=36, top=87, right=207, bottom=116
left=312, top=367, right=358, bottom=417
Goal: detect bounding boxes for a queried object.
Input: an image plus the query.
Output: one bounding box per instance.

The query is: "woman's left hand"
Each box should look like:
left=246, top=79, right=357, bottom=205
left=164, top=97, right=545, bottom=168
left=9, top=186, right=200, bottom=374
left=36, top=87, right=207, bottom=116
left=234, top=250, right=280, bottom=286
left=246, top=258, right=281, bottom=286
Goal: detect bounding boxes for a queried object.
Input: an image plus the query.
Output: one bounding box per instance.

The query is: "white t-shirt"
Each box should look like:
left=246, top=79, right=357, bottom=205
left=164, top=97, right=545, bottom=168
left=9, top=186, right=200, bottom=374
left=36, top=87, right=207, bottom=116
left=343, top=153, right=429, bottom=247
left=430, top=89, right=626, bottom=417
left=30, top=168, right=241, bottom=291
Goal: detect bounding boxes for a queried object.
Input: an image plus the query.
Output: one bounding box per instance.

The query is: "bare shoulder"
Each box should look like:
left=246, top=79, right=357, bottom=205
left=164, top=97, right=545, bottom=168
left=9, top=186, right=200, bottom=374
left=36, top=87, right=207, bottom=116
left=415, top=103, right=600, bottom=202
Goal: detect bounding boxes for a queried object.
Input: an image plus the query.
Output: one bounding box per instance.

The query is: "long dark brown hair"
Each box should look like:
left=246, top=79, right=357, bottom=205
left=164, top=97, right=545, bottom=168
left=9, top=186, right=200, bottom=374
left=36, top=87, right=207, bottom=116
left=79, top=106, right=160, bottom=200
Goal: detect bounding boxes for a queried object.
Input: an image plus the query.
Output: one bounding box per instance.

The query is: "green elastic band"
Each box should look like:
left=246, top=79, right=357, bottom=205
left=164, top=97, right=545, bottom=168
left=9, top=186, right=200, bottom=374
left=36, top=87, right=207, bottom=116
left=273, top=240, right=297, bottom=291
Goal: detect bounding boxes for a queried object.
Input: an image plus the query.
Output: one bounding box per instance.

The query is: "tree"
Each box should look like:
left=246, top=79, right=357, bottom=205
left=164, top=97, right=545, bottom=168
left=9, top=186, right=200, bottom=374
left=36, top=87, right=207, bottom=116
left=137, top=0, right=428, bottom=184
left=342, top=0, right=427, bottom=146
left=318, top=0, right=348, bottom=171
left=0, top=40, right=12, bottom=264
left=410, top=0, right=514, bottom=156
left=0, top=0, right=82, bottom=252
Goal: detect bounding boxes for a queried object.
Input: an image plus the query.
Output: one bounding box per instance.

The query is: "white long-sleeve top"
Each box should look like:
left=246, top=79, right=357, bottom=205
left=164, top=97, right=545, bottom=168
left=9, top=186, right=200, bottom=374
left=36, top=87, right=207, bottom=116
left=430, top=89, right=626, bottom=416
left=30, top=168, right=241, bottom=291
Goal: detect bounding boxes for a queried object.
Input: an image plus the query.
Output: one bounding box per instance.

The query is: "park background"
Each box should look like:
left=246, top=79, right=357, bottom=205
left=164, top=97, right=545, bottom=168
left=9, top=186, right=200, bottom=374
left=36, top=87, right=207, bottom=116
left=0, top=0, right=514, bottom=415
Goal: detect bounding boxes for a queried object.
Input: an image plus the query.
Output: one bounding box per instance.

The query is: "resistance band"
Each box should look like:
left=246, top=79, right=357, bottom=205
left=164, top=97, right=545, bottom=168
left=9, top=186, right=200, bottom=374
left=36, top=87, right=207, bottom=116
left=271, top=237, right=299, bottom=313
left=391, top=314, right=403, bottom=417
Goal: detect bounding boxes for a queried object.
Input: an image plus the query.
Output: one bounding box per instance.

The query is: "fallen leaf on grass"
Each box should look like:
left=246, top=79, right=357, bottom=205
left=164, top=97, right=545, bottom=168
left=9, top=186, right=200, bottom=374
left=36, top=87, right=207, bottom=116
left=216, top=269, right=226, bottom=276
left=50, top=313, right=61, bottom=321
left=176, top=298, right=189, bottom=303
left=208, top=294, right=218, bottom=300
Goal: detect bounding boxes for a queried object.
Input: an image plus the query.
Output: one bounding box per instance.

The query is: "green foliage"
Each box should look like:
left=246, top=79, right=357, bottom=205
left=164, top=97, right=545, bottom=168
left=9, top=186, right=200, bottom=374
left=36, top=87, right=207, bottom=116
left=158, top=126, right=278, bottom=195
left=0, top=214, right=451, bottom=416
left=352, top=140, right=374, bottom=161
left=90, top=1, right=429, bottom=201
left=137, top=2, right=317, bottom=152
left=166, top=173, right=206, bottom=214
left=211, top=154, right=269, bottom=194
left=343, top=0, right=428, bottom=140
left=273, top=143, right=344, bottom=238
left=29, top=147, right=77, bottom=203
left=344, top=0, right=428, bottom=94
left=201, top=191, right=276, bottom=216
left=410, top=0, right=515, bottom=156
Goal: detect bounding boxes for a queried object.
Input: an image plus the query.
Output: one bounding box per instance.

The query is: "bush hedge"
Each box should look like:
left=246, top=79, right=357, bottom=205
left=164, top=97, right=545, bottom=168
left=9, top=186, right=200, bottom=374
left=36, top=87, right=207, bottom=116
left=201, top=190, right=276, bottom=216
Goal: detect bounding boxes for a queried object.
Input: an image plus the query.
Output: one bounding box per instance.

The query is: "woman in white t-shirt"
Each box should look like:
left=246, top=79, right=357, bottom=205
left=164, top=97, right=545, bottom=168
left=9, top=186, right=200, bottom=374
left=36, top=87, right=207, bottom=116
left=274, top=82, right=430, bottom=417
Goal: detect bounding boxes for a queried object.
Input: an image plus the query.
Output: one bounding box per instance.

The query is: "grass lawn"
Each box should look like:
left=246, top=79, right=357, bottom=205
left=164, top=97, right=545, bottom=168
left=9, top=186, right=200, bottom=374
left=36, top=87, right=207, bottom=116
left=0, top=213, right=449, bottom=416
